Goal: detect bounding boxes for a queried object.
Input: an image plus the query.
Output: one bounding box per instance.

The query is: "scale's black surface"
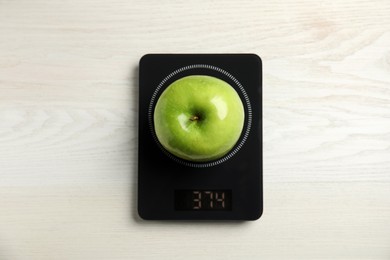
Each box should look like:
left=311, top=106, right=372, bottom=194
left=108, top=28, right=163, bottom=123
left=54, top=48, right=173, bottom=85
left=138, top=54, right=262, bottom=220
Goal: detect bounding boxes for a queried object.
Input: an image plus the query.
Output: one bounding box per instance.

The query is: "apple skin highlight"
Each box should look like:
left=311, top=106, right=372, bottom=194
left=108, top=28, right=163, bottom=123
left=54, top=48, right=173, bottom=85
left=153, top=75, right=245, bottom=162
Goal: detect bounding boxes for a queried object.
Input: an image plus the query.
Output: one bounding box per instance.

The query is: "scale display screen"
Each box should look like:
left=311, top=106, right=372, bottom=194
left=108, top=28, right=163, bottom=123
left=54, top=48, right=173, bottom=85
left=175, top=190, right=232, bottom=210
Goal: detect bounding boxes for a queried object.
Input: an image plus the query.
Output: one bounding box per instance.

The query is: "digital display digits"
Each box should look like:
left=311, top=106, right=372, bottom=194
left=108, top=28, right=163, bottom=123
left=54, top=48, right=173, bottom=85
left=175, top=190, right=232, bottom=211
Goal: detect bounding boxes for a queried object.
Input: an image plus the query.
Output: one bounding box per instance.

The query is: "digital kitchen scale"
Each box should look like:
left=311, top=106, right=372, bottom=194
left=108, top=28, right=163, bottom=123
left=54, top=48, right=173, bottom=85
left=138, top=54, right=262, bottom=220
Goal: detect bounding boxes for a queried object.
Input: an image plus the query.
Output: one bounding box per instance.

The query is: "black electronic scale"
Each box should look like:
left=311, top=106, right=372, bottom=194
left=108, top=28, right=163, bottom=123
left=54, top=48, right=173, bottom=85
left=138, top=54, right=262, bottom=220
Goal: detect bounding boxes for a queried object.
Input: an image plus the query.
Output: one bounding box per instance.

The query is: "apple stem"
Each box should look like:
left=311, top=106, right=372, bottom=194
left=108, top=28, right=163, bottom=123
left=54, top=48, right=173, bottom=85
left=189, top=115, right=200, bottom=121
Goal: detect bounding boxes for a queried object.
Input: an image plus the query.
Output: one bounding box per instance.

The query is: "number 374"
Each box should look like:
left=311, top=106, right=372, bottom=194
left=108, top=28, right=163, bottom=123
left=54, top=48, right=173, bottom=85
left=192, top=191, right=225, bottom=209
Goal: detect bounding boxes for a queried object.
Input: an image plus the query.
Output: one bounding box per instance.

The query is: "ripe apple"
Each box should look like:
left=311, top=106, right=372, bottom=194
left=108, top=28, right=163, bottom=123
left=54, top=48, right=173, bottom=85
left=153, top=75, right=245, bottom=162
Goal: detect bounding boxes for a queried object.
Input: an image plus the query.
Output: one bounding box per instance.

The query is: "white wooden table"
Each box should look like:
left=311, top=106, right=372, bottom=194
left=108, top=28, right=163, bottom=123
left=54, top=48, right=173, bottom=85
left=1, top=1, right=389, bottom=259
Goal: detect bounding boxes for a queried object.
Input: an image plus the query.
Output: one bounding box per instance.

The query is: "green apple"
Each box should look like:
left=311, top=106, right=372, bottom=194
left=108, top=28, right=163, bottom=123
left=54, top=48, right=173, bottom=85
left=153, top=75, right=245, bottom=162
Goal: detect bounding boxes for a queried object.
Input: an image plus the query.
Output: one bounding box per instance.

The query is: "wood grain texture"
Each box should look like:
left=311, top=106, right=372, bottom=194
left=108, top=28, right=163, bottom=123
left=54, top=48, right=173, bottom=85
left=0, top=0, right=390, bottom=259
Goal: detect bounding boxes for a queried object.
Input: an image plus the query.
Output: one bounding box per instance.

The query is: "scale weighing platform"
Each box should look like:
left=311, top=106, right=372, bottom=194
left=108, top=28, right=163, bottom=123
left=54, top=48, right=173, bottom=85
left=138, top=54, right=262, bottom=220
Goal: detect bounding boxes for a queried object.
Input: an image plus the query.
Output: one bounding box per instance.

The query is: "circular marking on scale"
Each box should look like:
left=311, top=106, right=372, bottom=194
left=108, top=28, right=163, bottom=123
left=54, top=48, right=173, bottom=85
left=148, top=64, right=252, bottom=168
